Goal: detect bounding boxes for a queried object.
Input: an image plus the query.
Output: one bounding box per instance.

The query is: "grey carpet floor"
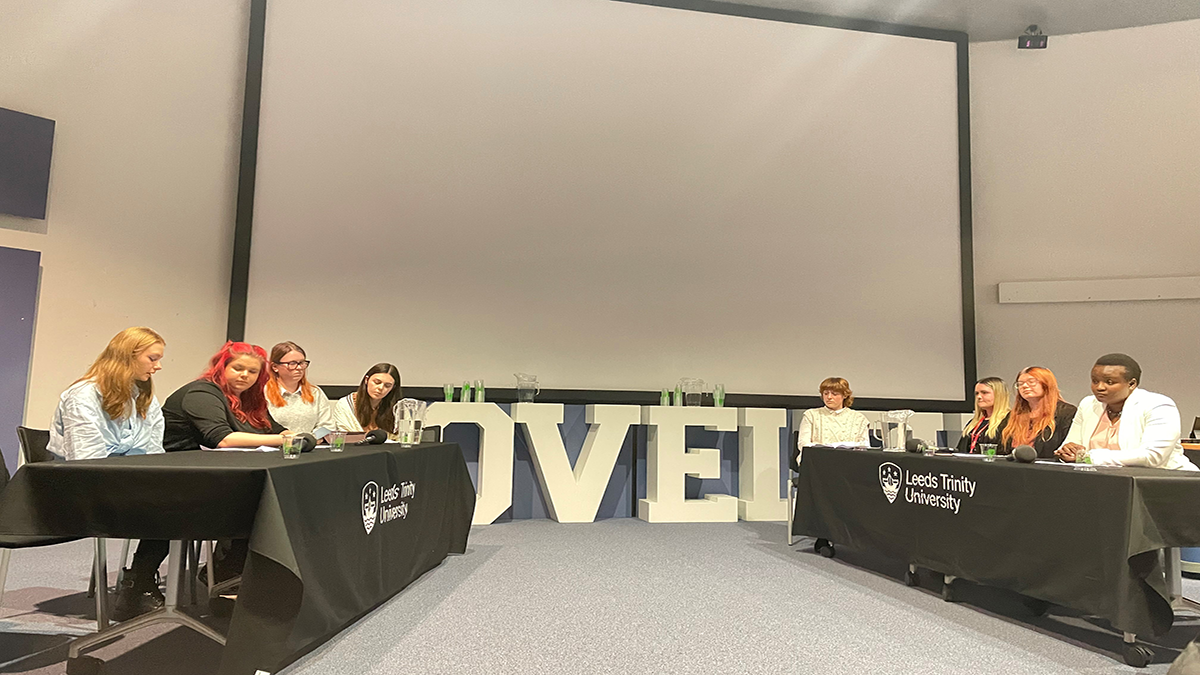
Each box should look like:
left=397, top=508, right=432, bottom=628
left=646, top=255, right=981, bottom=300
left=2, top=520, right=1199, bottom=674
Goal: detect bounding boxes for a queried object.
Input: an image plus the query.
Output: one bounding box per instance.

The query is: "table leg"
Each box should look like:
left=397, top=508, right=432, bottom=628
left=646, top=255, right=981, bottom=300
left=93, top=539, right=108, bottom=631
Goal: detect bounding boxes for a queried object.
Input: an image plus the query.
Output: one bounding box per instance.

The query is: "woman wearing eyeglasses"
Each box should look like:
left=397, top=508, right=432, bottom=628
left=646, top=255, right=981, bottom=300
left=265, top=341, right=334, bottom=437
left=1001, top=366, right=1077, bottom=458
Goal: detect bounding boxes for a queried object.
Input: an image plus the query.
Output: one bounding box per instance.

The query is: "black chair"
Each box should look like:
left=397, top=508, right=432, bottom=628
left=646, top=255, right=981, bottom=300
left=421, top=425, right=443, bottom=443
left=1191, top=417, right=1200, bottom=440
left=15, top=427, right=53, bottom=464
left=14, top=427, right=132, bottom=608
left=786, top=430, right=800, bottom=546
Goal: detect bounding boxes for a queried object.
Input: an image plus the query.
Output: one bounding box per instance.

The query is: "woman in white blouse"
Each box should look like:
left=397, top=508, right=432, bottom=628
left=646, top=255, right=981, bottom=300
left=1055, top=353, right=1197, bottom=470
left=332, top=363, right=402, bottom=439
left=797, top=377, right=870, bottom=448
left=265, top=341, right=334, bottom=437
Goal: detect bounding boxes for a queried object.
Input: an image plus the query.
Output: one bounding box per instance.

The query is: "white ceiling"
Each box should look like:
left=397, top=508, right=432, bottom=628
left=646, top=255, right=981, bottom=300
left=717, top=0, right=1200, bottom=42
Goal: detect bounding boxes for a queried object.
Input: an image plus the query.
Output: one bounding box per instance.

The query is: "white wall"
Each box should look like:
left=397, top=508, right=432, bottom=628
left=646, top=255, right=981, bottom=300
left=0, top=1, right=249, bottom=431
left=970, top=20, right=1200, bottom=428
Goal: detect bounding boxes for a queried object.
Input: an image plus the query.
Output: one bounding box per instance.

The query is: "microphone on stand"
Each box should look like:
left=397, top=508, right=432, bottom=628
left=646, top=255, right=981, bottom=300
left=905, top=438, right=929, bottom=453
left=356, top=429, right=388, bottom=446
left=1009, top=445, right=1036, bottom=463
left=296, top=433, right=318, bottom=453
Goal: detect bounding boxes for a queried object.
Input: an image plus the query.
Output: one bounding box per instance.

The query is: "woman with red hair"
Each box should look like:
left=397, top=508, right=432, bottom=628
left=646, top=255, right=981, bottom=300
left=162, top=341, right=287, bottom=452
left=1001, top=366, right=1077, bottom=458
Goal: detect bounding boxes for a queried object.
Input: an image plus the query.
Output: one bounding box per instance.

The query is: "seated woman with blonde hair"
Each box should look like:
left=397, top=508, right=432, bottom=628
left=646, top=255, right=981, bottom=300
left=956, top=377, right=1012, bottom=453
left=47, top=327, right=168, bottom=621
left=797, top=377, right=870, bottom=448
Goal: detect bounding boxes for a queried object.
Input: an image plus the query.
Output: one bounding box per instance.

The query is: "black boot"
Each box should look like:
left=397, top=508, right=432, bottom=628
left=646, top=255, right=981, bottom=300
left=112, top=568, right=164, bottom=622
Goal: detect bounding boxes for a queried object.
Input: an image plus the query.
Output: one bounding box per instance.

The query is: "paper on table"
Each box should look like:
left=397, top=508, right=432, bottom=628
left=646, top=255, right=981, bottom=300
left=201, top=445, right=279, bottom=452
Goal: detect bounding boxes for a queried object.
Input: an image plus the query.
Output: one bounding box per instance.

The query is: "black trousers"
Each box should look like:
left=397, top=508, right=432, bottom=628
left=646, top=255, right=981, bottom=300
left=128, top=539, right=247, bottom=582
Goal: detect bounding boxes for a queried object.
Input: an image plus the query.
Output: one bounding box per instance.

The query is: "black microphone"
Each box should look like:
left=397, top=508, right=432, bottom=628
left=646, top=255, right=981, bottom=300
left=356, top=429, right=388, bottom=446
left=296, top=433, right=318, bottom=453
left=1010, top=445, right=1036, bottom=463
left=905, top=438, right=928, bottom=453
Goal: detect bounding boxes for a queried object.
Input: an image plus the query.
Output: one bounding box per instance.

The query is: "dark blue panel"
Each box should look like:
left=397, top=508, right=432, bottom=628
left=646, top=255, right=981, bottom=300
left=0, top=246, right=41, bottom=471
left=0, top=108, right=56, bottom=220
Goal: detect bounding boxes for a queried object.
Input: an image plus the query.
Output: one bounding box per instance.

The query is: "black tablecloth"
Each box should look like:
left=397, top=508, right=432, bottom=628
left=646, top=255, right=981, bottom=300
left=0, top=442, right=475, bottom=675
left=792, top=447, right=1200, bottom=637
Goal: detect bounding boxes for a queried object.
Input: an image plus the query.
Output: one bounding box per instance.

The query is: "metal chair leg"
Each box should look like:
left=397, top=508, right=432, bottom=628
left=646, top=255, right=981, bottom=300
left=786, top=480, right=795, bottom=546
left=68, top=541, right=225, bottom=667
left=0, top=548, right=11, bottom=608
left=92, top=539, right=109, bottom=631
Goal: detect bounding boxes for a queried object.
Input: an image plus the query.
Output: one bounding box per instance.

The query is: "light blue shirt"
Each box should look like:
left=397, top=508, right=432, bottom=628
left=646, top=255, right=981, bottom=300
left=47, top=380, right=165, bottom=461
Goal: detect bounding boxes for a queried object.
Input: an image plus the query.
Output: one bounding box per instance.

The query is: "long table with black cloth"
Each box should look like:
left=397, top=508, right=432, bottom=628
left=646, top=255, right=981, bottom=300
left=0, top=442, right=475, bottom=675
left=791, top=446, right=1200, bottom=662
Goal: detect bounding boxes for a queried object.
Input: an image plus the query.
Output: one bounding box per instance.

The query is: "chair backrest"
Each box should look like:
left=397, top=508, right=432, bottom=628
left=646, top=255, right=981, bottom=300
left=1192, top=416, right=1200, bottom=440
left=421, top=425, right=443, bottom=444
left=0, top=446, right=9, bottom=492
left=788, top=429, right=801, bottom=473
left=16, top=427, right=54, bottom=466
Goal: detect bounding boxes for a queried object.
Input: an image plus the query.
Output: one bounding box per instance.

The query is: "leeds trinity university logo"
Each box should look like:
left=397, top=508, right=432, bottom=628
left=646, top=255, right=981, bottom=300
left=879, top=462, right=902, bottom=504
left=362, top=481, right=379, bottom=534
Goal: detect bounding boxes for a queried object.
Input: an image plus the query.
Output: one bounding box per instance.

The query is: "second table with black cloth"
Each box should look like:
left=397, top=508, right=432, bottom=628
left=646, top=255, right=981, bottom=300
left=791, top=446, right=1200, bottom=642
left=0, top=442, right=475, bottom=675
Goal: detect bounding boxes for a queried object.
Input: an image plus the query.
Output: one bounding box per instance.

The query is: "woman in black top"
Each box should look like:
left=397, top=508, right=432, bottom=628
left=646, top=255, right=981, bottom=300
left=122, top=342, right=286, bottom=619
left=162, top=341, right=287, bottom=451
left=955, top=377, right=1012, bottom=453
left=1001, top=366, right=1078, bottom=458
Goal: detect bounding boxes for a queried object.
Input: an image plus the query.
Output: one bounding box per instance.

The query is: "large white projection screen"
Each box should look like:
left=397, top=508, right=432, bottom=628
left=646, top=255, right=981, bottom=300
left=246, top=0, right=965, bottom=399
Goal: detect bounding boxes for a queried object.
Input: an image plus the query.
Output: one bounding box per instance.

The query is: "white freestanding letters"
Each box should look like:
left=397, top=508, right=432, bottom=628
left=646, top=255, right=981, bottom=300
left=737, top=408, right=788, bottom=521
left=425, top=402, right=515, bottom=525
left=638, top=406, right=738, bottom=523
left=510, top=403, right=640, bottom=523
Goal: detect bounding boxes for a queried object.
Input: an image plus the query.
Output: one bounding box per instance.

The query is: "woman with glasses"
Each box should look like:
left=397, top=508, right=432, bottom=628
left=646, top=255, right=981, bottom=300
left=1001, top=366, right=1077, bottom=458
left=332, top=363, right=402, bottom=439
left=956, top=377, right=1012, bottom=453
left=265, top=341, right=334, bottom=437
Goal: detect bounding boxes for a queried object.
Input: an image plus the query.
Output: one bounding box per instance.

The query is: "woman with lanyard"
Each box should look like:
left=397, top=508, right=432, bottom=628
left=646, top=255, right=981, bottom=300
left=956, top=377, right=1012, bottom=453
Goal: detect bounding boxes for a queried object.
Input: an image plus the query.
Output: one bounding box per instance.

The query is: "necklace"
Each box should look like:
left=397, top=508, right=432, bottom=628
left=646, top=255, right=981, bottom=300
left=1106, top=407, right=1122, bottom=421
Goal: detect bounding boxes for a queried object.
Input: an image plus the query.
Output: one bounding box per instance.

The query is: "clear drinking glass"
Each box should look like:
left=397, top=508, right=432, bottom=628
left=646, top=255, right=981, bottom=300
left=282, top=434, right=301, bottom=460
left=474, top=380, right=485, bottom=402
left=714, top=384, right=725, bottom=408
left=980, top=443, right=998, bottom=462
left=443, top=383, right=454, bottom=402
left=461, top=381, right=473, bottom=403
left=329, top=430, right=346, bottom=453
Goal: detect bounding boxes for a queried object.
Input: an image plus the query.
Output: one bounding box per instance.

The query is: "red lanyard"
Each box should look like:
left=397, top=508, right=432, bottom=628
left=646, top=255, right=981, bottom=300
left=968, top=415, right=989, bottom=452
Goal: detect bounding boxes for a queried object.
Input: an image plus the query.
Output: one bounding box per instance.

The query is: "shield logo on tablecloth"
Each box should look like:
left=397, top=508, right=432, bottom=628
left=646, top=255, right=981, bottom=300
left=362, top=481, right=379, bottom=534
left=879, top=462, right=902, bottom=504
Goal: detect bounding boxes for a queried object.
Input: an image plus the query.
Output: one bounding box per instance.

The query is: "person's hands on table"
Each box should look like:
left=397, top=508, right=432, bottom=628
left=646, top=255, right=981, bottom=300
left=1055, top=442, right=1084, bottom=463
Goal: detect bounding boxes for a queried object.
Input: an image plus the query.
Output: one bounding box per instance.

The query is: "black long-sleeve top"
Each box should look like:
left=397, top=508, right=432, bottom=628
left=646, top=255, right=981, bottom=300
left=1002, top=400, right=1078, bottom=458
left=955, top=413, right=1009, bottom=453
left=162, top=379, right=284, bottom=452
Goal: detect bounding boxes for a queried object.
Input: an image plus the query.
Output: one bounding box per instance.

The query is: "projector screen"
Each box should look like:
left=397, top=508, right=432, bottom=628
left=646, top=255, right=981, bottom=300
left=244, top=0, right=968, bottom=400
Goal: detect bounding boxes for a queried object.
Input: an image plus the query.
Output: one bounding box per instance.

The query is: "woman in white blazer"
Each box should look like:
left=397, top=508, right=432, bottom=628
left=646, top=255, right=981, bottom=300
left=1055, top=353, right=1197, bottom=470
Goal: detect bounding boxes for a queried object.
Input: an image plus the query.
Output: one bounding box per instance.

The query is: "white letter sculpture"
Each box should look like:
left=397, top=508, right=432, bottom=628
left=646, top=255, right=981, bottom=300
left=425, top=402, right=515, bottom=525
left=639, top=406, right=738, bottom=523
left=737, top=408, right=788, bottom=521
left=510, top=403, right=640, bottom=523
